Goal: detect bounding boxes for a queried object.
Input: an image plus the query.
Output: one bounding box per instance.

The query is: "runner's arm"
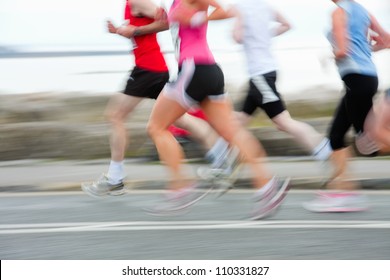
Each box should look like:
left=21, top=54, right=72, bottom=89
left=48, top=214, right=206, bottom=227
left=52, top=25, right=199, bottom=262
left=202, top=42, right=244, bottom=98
left=206, top=0, right=233, bottom=21
left=369, top=14, right=390, bottom=52
left=170, top=0, right=232, bottom=26
left=230, top=7, right=243, bottom=44
left=272, top=10, right=291, bottom=36
left=331, top=7, right=348, bottom=59
left=115, top=0, right=169, bottom=39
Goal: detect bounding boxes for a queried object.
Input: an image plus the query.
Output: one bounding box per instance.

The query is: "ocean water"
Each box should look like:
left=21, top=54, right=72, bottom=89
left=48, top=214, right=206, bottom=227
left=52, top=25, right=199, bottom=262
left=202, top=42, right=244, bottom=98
left=0, top=0, right=389, bottom=95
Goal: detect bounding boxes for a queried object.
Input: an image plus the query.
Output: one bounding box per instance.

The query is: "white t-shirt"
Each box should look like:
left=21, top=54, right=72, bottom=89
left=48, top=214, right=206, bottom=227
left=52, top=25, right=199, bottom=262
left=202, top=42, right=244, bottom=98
left=235, top=0, right=278, bottom=77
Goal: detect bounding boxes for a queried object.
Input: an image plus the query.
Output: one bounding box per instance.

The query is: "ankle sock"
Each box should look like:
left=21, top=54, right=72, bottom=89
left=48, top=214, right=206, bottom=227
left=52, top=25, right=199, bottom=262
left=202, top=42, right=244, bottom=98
left=107, top=160, right=125, bottom=184
left=205, top=138, right=230, bottom=168
left=255, top=176, right=276, bottom=198
left=312, top=138, right=332, bottom=161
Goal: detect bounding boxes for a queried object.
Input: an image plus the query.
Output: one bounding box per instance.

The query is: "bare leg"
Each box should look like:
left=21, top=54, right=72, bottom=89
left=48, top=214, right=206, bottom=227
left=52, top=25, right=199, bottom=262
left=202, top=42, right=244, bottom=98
left=147, top=94, right=189, bottom=191
left=81, top=94, right=144, bottom=195
left=235, top=111, right=252, bottom=126
left=271, top=111, right=323, bottom=152
left=105, top=94, right=143, bottom=162
left=326, top=147, right=359, bottom=191
left=174, top=113, right=219, bottom=150
left=201, top=98, right=272, bottom=189
left=366, top=95, right=390, bottom=150
left=237, top=110, right=330, bottom=160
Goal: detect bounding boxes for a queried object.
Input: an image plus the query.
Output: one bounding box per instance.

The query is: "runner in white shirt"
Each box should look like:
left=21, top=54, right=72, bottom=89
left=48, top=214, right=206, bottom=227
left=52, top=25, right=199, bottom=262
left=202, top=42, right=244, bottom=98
left=231, top=0, right=331, bottom=162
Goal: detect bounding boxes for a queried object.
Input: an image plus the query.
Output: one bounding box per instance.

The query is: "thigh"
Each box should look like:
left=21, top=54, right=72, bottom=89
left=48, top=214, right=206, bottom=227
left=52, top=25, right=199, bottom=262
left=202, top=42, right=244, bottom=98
left=105, top=94, right=144, bottom=120
left=149, top=94, right=188, bottom=130
left=200, top=98, right=241, bottom=142
left=328, top=95, right=351, bottom=149
left=262, top=100, right=286, bottom=119
left=371, top=93, right=390, bottom=140
left=186, top=64, right=226, bottom=103
left=241, top=82, right=261, bottom=116
left=343, top=74, right=378, bottom=133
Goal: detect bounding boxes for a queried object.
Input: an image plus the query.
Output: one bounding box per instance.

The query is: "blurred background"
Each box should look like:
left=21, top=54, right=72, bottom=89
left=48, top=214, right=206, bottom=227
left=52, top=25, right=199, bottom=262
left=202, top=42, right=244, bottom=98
left=0, top=0, right=389, bottom=160
left=1, top=0, right=390, bottom=262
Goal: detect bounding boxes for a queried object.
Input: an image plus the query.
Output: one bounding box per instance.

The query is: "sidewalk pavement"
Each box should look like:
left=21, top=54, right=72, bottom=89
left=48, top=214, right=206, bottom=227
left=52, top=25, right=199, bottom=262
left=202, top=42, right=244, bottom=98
left=0, top=157, right=389, bottom=192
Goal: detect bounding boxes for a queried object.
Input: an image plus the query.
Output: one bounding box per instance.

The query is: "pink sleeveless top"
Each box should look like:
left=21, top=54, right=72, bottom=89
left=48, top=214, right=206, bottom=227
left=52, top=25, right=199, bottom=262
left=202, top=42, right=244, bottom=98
left=168, top=0, right=215, bottom=65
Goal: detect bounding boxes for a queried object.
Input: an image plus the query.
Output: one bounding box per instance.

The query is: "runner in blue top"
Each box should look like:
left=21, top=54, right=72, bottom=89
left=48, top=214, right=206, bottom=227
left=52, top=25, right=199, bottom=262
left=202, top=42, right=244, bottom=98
left=304, top=0, right=390, bottom=213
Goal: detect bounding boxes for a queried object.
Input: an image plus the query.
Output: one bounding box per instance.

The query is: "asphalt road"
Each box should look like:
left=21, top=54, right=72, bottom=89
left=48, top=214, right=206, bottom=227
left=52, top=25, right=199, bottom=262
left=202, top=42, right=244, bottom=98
left=1, top=190, right=389, bottom=260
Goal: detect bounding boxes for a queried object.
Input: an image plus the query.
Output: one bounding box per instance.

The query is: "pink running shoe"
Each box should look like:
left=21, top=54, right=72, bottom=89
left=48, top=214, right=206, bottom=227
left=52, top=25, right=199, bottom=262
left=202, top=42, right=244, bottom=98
left=303, top=191, right=368, bottom=213
left=144, top=183, right=212, bottom=216
left=250, top=177, right=291, bottom=220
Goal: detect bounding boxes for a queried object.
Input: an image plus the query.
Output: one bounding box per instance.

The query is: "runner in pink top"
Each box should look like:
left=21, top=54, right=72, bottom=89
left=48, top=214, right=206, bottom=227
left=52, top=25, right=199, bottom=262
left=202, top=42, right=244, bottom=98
left=145, top=0, right=290, bottom=219
left=169, top=0, right=215, bottom=65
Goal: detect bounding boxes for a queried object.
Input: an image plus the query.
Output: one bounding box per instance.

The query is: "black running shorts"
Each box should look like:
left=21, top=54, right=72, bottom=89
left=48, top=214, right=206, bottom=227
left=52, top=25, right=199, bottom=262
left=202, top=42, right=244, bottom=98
left=184, top=64, right=226, bottom=103
left=241, top=71, right=286, bottom=119
left=123, top=67, right=169, bottom=99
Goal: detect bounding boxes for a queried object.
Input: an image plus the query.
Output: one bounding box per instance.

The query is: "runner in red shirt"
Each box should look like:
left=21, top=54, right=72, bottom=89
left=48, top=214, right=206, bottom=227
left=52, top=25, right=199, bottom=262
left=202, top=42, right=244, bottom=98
left=82, top=0, right=225, bottom=197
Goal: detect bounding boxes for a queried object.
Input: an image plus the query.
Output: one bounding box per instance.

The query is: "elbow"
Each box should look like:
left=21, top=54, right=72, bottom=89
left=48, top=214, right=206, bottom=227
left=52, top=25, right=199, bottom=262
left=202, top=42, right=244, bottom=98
left=334, top=49, right=348, bottom=59
left=232, top=30, right=243, bottom=44
left=160, top=21, right=170, bottom=32
left=386, top=34, right=390, bottom=48
left=285, top=22, right=292, bottom=32
left=277, top=23, right=291, bottom=36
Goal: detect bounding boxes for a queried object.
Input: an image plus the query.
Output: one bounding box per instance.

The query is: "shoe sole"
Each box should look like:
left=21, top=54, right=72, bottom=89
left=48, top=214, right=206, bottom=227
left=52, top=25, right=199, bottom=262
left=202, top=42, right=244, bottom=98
left=81, top=183, right=126, bottom=198
left=215, top=163, right=242, bottom=198
left=81, top=183, right=105, bottom=198
left=144, top=185, right=214, bottom=216
left=107, top=188, right=127, bottom=196
left=198, top=163, right=242, bottom=198
left=303, top=205, right=368, bottom=213
left=250, top=177, right=291, bottom=220
left=215, top=183, right=234, bottom=198
left=198, top=148, right=242, bottom=198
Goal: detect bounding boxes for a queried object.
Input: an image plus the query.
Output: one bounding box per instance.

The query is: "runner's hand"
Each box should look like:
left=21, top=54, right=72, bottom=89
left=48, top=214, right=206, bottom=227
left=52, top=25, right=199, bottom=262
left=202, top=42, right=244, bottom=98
left=117, top=25, right=137, bottom=38
left=107, top=20, right=118, bottom=34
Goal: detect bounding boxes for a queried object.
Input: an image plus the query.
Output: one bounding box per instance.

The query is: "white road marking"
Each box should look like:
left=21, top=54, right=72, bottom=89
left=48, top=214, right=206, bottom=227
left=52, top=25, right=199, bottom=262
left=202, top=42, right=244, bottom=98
left=1, top=220, right=390, bottom=234
left=1, top=189, right=390, bottom=197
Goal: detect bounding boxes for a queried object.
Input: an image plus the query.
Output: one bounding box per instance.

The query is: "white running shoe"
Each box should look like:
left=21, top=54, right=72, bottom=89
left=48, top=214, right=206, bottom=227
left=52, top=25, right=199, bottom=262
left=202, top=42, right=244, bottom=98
left=81, top=174, right=126, bottom=198
left=197, top=147, right=241, bottom=196
left=303, top=191, right=368, bottom=213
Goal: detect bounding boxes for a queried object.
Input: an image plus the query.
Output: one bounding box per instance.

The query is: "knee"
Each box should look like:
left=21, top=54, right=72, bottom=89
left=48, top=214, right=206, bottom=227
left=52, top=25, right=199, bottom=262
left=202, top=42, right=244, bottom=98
left=271, top=112, right=293, bottom=133
left=273, top=118, right=291, bottom=133
left=235, top=112, right=251, bottom=126
left=147, top=120, right=163, bottom=140
left=106, top=108, right=125, bottom=126
left=355, top=132, right=380, bottom=157
left=275, top=122, right=287, bottom=132
left=329, top=134, right=345, bottom=151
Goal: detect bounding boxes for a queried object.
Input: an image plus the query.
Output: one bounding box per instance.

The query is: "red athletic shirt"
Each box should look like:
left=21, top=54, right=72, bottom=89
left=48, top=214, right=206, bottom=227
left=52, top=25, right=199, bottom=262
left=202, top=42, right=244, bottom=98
left=124, top=2, right=168, bottom=72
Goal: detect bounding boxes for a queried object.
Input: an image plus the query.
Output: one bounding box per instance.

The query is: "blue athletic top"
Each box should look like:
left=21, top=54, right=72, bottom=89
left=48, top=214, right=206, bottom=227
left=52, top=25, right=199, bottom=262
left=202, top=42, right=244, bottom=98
left=328, top=0, right=377, bottom=78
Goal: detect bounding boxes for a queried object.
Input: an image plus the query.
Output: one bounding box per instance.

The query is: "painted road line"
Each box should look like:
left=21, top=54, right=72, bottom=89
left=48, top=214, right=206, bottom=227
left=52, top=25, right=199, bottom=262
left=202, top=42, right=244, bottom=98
left=1, top=220, right=390, bottom=234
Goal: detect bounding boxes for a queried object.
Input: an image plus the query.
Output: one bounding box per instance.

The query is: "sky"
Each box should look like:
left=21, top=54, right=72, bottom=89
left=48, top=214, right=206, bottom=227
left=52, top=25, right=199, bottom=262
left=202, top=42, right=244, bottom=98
left=0, top=0, right=125, bottom=49
left=0, top=0, right=388, bottom=94
left=1, top=0, right=388, bottom=51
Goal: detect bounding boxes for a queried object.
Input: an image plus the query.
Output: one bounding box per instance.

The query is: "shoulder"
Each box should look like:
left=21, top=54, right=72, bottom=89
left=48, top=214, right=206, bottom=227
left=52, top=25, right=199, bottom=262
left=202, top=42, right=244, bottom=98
left=332, top=7, right=345, bottom=20
left=130, top=0, right=158, bottom=18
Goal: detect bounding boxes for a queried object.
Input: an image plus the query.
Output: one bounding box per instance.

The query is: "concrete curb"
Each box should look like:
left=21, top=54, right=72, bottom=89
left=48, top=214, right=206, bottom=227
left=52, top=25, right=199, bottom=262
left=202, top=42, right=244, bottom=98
left=0, top=92, right=337, bottom=161
left=1, top=157, right=389, bottom=193
left=2, top=177, right=389, bottom=193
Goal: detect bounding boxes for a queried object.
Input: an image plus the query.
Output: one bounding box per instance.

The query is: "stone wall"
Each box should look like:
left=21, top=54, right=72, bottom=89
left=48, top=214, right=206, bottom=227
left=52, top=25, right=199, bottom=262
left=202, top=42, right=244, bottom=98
left=0, top=86, right=340, bottom=161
